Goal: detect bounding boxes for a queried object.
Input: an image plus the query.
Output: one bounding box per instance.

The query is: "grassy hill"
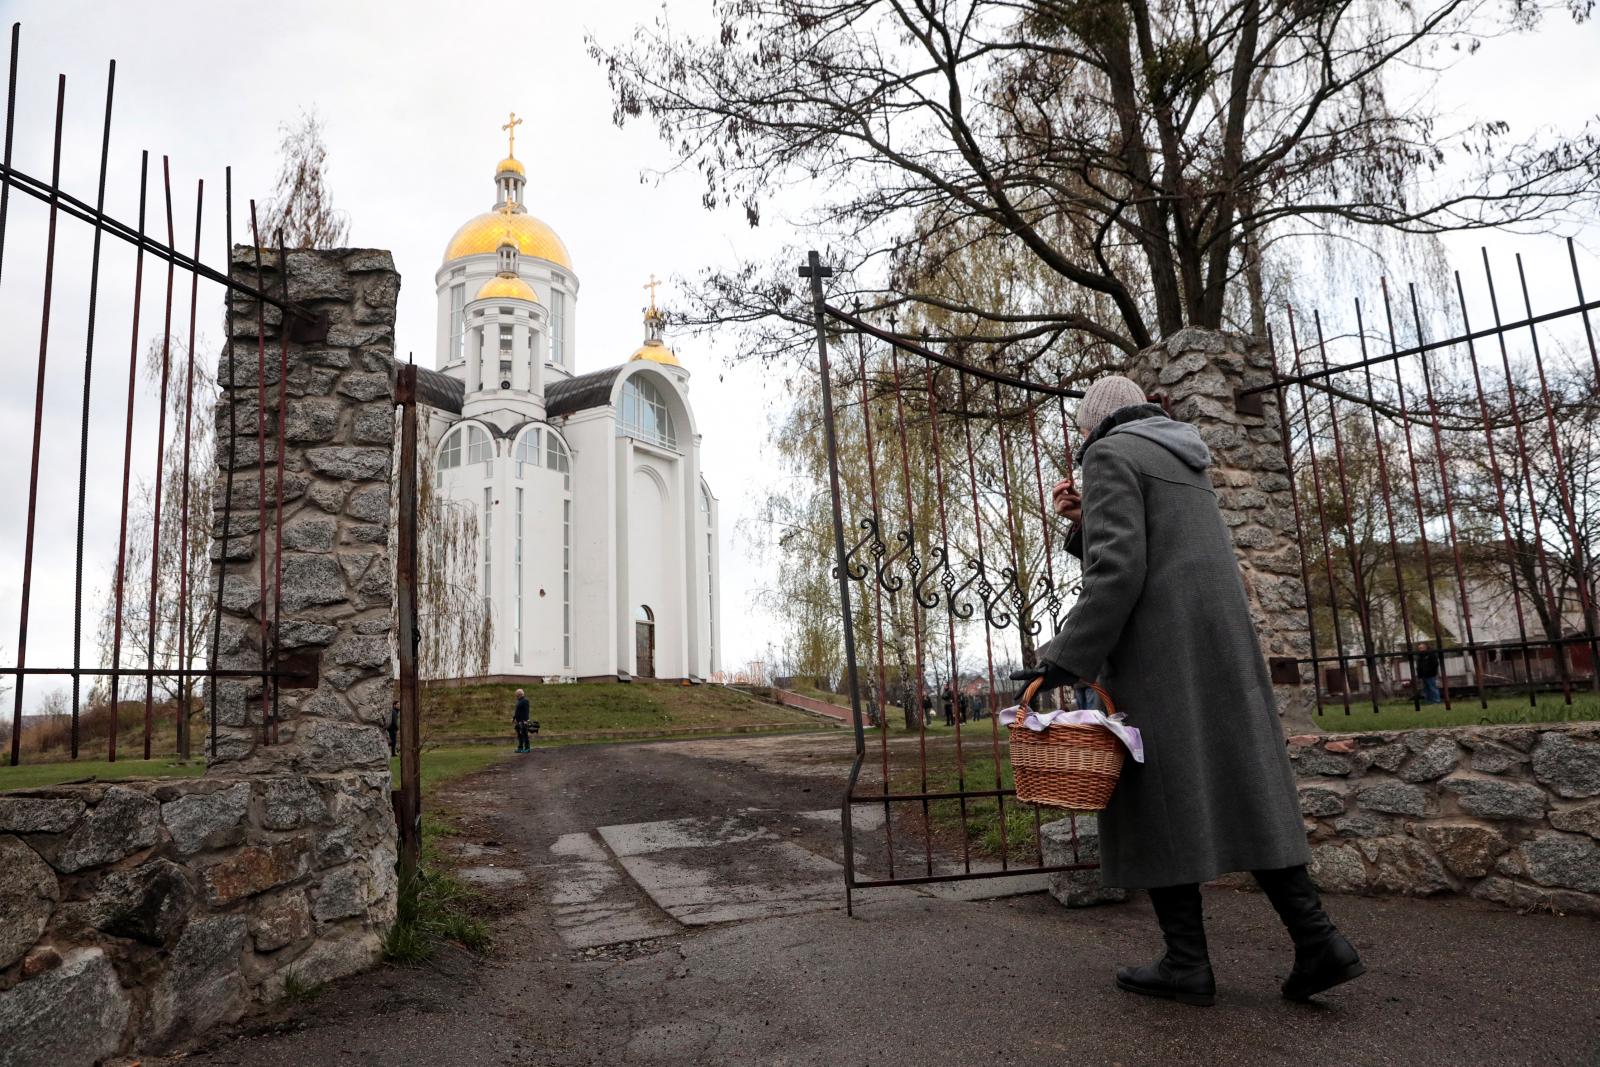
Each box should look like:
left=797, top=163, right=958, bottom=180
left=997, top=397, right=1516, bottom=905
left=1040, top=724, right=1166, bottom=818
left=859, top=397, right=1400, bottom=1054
left=419, top=680, right=828, bottom=744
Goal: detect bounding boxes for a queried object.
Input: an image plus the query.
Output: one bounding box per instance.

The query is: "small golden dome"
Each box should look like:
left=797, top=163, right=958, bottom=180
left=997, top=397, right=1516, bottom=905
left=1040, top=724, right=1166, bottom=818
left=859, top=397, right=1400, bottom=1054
left=496, top=155, right=525, bottom=176
left=444, top=209, right=572, bottom=269
left=630, top=338, right=681, bottom=366
left=476, top=274, right=540, bottom=303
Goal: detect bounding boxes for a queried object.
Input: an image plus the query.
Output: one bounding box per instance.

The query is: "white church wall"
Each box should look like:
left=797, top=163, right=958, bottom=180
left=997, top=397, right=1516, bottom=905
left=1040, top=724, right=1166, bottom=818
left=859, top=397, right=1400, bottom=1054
left=507, top=457, right=569, bottom=676
left=672, top=442, right=700, bottom=679
left=699, top=480, right=722, bottom=679
left=567, top=412, right=619, bottom=679
left=627, top=453, right=683, bottom=678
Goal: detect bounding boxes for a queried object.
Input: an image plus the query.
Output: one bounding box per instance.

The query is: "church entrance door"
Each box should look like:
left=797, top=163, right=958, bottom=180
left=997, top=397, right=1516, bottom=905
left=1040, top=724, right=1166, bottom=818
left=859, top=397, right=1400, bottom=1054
left=635, top=605, right=656, bottom=678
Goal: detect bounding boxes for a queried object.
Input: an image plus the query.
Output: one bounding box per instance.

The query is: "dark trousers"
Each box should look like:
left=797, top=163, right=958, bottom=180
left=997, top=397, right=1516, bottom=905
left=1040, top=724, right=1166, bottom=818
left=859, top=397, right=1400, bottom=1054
left=515, top=721, right=531, bottom=751
left=387, top=726, right=398, bottom=756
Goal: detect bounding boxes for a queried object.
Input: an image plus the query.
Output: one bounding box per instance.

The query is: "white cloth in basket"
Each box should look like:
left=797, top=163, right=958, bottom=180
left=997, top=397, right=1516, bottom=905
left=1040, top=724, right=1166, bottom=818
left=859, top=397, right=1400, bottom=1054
left=998, top=705, right=1145, bottom=764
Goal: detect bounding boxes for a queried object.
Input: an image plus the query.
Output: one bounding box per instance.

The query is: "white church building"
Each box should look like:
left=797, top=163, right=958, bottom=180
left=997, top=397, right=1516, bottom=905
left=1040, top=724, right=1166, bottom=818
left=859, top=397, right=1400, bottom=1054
left=412, top=122, right=721, bottom=682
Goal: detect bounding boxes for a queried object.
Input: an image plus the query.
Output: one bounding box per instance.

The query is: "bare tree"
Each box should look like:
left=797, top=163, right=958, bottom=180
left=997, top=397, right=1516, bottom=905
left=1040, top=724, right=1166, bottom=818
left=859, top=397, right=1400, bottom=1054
left=593, top=1, right=1600, bottom=359
left=259, top=109, right=351, bottom=250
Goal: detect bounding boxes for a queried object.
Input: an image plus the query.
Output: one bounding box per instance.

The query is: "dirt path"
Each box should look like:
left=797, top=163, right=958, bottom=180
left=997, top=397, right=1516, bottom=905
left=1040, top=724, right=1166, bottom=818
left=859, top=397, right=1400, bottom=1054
left=173, top=733, right=1600, bottom=1067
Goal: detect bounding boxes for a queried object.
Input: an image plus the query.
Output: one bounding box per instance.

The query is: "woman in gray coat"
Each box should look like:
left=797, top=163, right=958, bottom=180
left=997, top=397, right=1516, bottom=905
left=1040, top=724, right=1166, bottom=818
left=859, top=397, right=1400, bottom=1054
left=1013, top=376, right=1363, bottom=1007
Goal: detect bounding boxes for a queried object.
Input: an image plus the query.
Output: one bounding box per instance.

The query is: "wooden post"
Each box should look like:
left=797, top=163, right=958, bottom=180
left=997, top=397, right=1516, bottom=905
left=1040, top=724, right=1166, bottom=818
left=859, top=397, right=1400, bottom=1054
left=395, top=364, right=422, bottom=885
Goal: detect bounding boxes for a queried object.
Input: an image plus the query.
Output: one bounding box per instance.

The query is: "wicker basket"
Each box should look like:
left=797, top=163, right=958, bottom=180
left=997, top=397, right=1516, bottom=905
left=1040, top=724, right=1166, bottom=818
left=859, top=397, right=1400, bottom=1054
left=1008, top=678, right=1125, bottom=811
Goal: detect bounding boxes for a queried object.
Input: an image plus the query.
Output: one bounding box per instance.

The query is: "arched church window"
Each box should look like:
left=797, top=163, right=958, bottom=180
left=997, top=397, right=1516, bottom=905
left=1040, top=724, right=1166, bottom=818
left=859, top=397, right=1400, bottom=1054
left=467, top=425, right=492, bottom=470
left=439, top=427, right=463, bottom=470
left=514, top=428, right=541, bottom=477
left=619, top=376, right=677, bottom=449
left=546, top=432, right=571, bottom=491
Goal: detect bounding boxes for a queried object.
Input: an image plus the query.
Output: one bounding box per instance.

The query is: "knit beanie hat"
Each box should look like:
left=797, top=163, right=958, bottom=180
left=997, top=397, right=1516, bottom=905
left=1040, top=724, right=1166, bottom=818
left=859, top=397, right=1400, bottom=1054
left=1076, top=375, right=1148, bottom=437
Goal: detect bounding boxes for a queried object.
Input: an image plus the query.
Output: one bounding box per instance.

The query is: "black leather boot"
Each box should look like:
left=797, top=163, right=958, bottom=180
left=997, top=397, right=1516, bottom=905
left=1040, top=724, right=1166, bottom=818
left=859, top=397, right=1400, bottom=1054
left=1115, top=883, right=1216, bottom=1006
left=1253, top=864, right=1365, bottom=1001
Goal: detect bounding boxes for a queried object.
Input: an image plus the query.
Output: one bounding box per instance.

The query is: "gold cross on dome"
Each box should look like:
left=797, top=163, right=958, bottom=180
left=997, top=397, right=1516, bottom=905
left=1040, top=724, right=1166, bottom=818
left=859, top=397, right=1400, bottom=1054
left=644, top=273, right=661, bottom=311
left=502, top=111, right=523, bottom=157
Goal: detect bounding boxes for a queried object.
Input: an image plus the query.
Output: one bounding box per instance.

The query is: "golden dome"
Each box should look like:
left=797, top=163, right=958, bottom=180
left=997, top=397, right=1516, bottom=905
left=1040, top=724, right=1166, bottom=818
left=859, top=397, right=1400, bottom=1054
left=475, top=274, right=540, bottom=303
left=444, top=209, right=572, bottom=269
left=496, top=155, right=525, bottom=176
left=630, top=338, right=681, bottom=366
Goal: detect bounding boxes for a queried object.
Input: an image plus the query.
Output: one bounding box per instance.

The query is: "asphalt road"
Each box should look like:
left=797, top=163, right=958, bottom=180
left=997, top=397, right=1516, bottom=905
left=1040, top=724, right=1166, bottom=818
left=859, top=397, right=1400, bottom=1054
left=172, top=733, right=1600, bottom=1067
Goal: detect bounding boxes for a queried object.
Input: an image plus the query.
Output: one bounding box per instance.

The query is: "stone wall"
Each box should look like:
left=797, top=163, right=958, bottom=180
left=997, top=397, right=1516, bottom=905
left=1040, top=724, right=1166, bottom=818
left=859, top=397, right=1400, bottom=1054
left=1289, top=723, right=1600, bottom=915
left=0, top=248, right=403, bottom=1065
left=0, top=773, right=393, bottom=1064
left=1123, top=329, right=1317, bottom=732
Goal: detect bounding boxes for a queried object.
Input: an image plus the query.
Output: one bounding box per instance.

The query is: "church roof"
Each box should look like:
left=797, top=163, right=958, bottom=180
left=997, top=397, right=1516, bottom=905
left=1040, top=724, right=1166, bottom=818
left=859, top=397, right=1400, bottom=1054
left=546, top=365, right=625, bottom=419
left=444, top=208, right=572, bottom=270
left=475, top=273, right=540, bottom=303
left=415, top=365, right=465, bottom=414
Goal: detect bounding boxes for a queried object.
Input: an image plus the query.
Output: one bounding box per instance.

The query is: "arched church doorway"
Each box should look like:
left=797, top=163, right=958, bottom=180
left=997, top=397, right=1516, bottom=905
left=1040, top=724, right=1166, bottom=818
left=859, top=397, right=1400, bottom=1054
left=634, top=605, right=656, bottom=679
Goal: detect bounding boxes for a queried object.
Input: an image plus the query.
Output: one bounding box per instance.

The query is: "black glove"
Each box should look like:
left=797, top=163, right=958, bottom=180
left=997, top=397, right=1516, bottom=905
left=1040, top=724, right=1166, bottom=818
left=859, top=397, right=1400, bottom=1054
left=1009, top=663, right=1077, bottom=705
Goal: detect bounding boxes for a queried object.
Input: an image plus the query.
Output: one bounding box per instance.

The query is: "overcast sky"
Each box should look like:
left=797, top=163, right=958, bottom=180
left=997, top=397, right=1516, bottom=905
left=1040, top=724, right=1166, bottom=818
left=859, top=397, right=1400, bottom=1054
left=0, top=1, right=1596, bottom=713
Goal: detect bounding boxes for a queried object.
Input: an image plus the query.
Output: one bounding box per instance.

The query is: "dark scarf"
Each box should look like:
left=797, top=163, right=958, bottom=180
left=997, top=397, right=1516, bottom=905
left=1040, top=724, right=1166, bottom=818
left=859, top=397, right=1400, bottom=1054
left=1075, top=402, right=1169, bottom=463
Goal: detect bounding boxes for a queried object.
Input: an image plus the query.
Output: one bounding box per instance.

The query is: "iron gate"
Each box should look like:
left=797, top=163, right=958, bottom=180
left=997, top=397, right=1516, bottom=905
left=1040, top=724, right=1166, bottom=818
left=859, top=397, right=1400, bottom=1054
left=801, top=252, right=1104, bottom=911
left=0, top=22, right=312, bottom=768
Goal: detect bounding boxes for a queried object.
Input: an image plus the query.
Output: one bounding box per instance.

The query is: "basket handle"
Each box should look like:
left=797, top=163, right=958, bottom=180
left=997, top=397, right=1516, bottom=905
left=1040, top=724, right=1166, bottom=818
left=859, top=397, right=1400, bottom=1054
left=1020, top=674, right=1116, bottom=718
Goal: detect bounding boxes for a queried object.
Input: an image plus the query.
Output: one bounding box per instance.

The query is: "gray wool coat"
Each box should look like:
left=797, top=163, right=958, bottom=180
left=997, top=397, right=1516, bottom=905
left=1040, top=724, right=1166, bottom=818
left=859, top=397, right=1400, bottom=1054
left=1038, top=409, right=1309, bottom=889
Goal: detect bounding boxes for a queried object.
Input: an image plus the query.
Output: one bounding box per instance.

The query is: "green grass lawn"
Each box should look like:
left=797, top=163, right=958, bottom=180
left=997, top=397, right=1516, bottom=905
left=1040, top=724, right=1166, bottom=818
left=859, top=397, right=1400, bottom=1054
left=392, top=745, right=521, bottom=792
left=1314, top=691, right=1600, bottom=732
left=0, top=757, right=207, bottom=791
left=420, top=680, right=821, bottom=742
left=1, top=745, right=513, bottom=793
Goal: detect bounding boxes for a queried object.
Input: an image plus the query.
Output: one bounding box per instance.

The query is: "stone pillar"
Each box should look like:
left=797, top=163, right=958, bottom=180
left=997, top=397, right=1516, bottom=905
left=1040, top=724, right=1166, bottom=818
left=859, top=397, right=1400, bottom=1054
left=1125, top=328, right=1318, bottom=734
left=212, top=247, right=401, bottom=772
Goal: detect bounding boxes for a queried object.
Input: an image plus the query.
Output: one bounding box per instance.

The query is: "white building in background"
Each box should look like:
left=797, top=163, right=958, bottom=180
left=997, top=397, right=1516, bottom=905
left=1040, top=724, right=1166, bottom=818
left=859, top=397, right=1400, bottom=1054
left=414, top=120, right=721, bottom=682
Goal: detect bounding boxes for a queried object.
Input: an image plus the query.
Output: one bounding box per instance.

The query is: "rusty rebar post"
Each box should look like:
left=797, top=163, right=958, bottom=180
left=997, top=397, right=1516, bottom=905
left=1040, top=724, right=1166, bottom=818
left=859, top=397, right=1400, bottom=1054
left=70, top=59, right=114, bottom=759
left=11, top=72, right=66, bottom=766
left=396, top=364, right=422, bottom=885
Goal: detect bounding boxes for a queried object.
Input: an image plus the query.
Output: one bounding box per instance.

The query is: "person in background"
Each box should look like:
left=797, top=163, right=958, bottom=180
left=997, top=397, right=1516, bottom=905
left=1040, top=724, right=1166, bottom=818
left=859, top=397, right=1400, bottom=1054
left=1011, top=375, right=1362, bottom=1008
left=922, top=690, right=934, bottom=726
left=387, top=700, right=400, bottom=756
left=513, top=688, right=532, bottom=753
left=942, top=687, right=955, bottom=727
left=1415, top=641, right=1443, bottom=705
